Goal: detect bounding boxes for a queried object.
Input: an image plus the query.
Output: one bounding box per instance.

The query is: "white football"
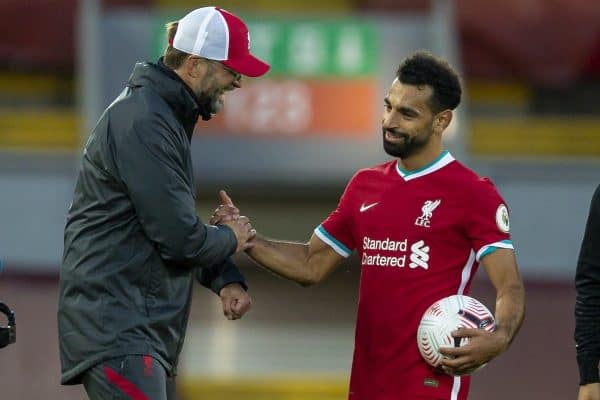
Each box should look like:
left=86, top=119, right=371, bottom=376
left=417, top=295, right=496, bottom=368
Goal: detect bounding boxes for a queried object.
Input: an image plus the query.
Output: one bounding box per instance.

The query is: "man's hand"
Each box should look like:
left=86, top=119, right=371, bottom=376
left=219, top=283, right=251, bottom=320
left=579, top=383, right=600, bottom=400
left=210, top=192, right=240, bottom=225
left=438, top=249, right=525, bottom=376
left=213, top=190, right=255, bottom=252
left=438, top=328, right=508, bottom=376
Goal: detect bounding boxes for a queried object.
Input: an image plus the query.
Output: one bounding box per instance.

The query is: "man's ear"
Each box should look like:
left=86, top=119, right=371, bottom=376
left=436, top=110, right=453, bottom=132
left=185, top=57, right=207, bottom=79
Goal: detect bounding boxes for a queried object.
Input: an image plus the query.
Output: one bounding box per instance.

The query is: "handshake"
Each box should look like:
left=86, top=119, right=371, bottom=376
left=211, top=190, right=257, bottom=253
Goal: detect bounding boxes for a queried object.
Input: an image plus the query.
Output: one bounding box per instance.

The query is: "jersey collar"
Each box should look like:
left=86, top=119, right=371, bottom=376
left=395, top=150, right=455, bottom=181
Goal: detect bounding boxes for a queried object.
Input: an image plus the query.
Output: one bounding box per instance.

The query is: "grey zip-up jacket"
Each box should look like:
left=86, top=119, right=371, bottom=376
left=58, top=59, right=246, bottom=385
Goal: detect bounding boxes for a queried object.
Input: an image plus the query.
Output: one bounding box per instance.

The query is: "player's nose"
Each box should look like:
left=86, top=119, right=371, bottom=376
left=381, top=113, right=398, bottom=130
left=382, top=118, right=397, bottom=130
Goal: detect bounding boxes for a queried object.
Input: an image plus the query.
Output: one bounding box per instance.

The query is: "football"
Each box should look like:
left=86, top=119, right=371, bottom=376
left=417, top=295, right=496, bottom=368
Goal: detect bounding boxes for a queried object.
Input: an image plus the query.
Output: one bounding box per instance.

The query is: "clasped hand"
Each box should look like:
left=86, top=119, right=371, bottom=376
left=212, top=190, right=255, bottom=252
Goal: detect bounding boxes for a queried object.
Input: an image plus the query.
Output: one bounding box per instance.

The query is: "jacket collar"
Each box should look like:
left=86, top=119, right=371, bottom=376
left=127, top=58, right=212, bottom=140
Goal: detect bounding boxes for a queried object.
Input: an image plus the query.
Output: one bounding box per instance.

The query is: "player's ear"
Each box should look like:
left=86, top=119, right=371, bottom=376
left=435, top=110, right=453, bottom=132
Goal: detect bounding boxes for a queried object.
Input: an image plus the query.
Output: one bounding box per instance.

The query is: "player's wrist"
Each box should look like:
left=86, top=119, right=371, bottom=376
left=246, top=233, right=266, bottom=252
left=218, top=282, right=246, bottom=296
left=491, top=326, right=511, bottom=352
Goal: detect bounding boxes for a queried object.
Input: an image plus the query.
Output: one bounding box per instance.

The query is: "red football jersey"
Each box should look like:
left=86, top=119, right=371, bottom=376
left=315, top=151, right=513, bottom=400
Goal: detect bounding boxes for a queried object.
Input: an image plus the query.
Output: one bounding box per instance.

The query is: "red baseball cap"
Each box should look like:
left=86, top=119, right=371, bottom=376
left=172, top=7, right=270, bottom=77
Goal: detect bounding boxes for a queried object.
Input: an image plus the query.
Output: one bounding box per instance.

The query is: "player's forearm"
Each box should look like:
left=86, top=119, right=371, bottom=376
left=247, top=235, right=316, bottom=285
left=493, top=281, right=525, bottom=350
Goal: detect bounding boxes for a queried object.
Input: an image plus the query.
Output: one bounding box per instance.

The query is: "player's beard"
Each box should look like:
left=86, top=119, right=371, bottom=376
left=382, top=122, right=434, bottom=159
left=197, top=89, right=225, bottom=115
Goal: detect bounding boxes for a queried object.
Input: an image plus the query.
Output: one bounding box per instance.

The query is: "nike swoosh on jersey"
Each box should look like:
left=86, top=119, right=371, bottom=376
left=360, top=202, right=379, bottom=212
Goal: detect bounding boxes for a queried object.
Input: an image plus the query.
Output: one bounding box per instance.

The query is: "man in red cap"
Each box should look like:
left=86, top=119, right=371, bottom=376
left=57, top=7, right=269, bottom=400
left=164, top=6, right=270, bottom=119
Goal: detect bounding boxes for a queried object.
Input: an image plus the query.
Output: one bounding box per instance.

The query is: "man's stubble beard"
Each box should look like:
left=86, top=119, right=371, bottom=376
left=195, top=62, right=225, bottom=116
left=196, top=89, right=224, bottom=115
left=207, top=93, right=224, bottom=114
left=382, top=123, right=434, bottom=159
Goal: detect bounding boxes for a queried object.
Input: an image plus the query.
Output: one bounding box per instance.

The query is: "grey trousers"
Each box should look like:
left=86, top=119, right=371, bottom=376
left=82, top=355, right=176, bottom=400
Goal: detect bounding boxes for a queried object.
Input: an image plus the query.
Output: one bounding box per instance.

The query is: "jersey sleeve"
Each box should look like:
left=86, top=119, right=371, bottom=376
left=314, top=174, right=358, bottom=258
left=466, top=178, right=514, bottom=262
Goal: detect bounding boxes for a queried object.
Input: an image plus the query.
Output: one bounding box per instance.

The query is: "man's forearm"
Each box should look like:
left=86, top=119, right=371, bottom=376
left=494, top=282, right=526, bottom=349
left=247, top=236, right=316, bottom=285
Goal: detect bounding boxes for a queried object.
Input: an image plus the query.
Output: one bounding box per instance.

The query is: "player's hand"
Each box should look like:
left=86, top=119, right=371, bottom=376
left=438, top=328, right=508, bottom=376
left=214, top=190, right=256, bottom=252
left=579, top=383, right=600, bottom=400
left=210, top=204, right=240, bottom=225
left=219, top=283, right=252, bottom=320
left=221, top=214, right=255, bottom=252
left=210, top=190, right=241, bottom=224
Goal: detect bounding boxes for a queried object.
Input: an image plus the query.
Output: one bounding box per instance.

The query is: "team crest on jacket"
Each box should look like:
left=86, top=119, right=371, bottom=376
left=415, top=199, right=441, bottom=228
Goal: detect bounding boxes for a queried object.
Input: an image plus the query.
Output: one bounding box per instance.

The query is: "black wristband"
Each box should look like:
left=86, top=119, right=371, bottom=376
left=577, top=354, right=600, bottom=385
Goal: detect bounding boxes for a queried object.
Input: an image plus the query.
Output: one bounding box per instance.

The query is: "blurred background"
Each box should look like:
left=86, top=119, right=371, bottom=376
left=0, top=0, right=598, bottom=398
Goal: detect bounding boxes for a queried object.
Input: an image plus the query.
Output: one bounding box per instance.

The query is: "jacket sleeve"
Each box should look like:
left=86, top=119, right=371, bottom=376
left=196, top=257, right=248, bottom=295
left=112, top=117, right=237, bottom=268
left=575, top=184, right=600, bottom=384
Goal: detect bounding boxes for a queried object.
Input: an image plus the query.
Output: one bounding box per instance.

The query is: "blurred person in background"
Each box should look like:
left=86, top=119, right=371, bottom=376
left=0, top=303, right=15, bottom=350
left=0, top=263, right=16, bottom=350
left=575, top=185, right=600, bottom=400
left=58, top=7, right=269, bottom=400
left=213, top=51, right=525, bottom=400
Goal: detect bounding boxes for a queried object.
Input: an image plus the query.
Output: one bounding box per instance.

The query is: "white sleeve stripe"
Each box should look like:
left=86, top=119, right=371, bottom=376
left=476, top=240, right=514, bottom=262
left=314, top=226, right=351, bottom=258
